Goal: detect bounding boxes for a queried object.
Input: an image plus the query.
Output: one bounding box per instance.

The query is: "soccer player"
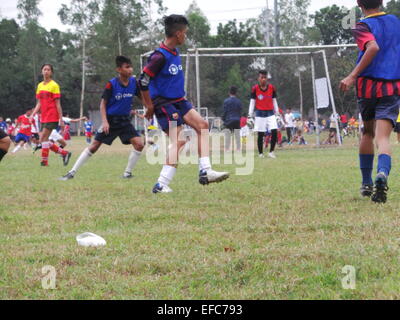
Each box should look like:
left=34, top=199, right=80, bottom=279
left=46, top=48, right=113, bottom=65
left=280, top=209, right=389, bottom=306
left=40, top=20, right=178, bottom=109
left=139, top=14, right=229, bottom=194
left=12, top=108, right=34, bottom=154
left=0, top=127, right=10, bottom=163
left=84, top=117, right=93, bottom=144
left=248, top=70, right=285, bottom=159
left=6, top=118, right=15, bottom=143
left=31, top=64, right=72, bottom=167
left=0, top=117, right=7, bottom=132
left=340, top=0, right=400, bottom=203
left=60, top=56, right=145, bottom=181
left=284, top=108, right=295, bottom=144
left=30, top=113, right=41, bottom=149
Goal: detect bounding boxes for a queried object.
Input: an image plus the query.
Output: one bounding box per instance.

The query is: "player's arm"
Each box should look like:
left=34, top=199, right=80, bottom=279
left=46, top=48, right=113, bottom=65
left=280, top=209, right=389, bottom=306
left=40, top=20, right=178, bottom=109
left=99, top=99, right=109, bottom=135
left=31, top=100, right=41, bottom=119
left=340, top=23, right=379, bottom=92
left=55, top=99, right=65, bottom=130
left=69, top=117, right=87, bottom=123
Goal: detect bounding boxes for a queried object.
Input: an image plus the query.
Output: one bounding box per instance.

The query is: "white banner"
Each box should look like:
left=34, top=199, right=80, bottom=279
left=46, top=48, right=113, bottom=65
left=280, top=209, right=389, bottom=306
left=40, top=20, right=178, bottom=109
left=315, top=78, right=330, bottom=109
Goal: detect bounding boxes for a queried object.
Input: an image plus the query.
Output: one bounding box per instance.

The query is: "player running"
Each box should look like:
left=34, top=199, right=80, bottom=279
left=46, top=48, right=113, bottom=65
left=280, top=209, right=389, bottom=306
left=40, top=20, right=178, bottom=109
left=84, top=117, right=94, bottom=144
left=248, top=70, right=285, bottom=159
left=139, top=14, right=229, bottom=194
left=12, top=108, right=35, bottom=154
left=60, top=56, right=146, bottom=181
left=31, top=64, right=72, bottom=167
left=340, top=0, right=400, bottom=203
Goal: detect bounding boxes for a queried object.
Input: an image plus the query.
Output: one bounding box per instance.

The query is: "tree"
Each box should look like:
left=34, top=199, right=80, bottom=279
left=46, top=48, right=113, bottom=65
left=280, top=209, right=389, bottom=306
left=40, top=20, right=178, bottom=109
left=312, top=5, right=354, bottom=45
left=185, top=1, right=211, bottom=47
left=17, top=0, right=42, bottom=87
left=385, top=0, right=400, bottom=16
left=58, top=0, right=100, bottom=135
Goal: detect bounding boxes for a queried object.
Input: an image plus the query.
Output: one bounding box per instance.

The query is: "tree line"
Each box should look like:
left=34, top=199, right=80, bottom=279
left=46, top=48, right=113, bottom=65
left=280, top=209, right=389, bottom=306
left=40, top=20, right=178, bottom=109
left=1, top=0, right=400, bottom=120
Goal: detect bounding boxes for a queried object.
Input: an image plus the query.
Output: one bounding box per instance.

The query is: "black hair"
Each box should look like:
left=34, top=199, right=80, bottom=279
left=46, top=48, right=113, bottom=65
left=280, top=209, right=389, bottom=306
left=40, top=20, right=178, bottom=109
left=229, top=86, right=238, bottom=95
left=357, top=0, right=382, bottom=9
left=259, top=70, right=268, bottom=76
left=116, top=56, right=132, bottom=68
left=164, top=14, right=189, bottom=38
left=41, top=64, right=54, bottom=73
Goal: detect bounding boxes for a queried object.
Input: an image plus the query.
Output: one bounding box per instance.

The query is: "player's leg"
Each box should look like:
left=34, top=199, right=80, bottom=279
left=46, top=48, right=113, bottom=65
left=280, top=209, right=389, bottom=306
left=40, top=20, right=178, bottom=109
left=0, top=132, right=11, bottom=162
left=153, top=123, right=184, bottom=193
left=183, top=108, right=229, bottom=185
left=11, top=139, right=24, bottom=153
left=60, top=139, right=103, bottom=181
left=123, top=135, right=145, bottom=179
left=267, top=116, right=279, bottom=158
left=48, top=130, right=71, bottom=166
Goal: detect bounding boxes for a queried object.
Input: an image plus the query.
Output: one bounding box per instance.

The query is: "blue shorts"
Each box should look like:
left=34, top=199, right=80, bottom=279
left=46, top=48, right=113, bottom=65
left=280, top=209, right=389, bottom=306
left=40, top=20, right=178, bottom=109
left=155, top=100, right=193, bottom=132
left=15, top=133, right=30, bottom=143
left=358, top=95, right=400, bottom=127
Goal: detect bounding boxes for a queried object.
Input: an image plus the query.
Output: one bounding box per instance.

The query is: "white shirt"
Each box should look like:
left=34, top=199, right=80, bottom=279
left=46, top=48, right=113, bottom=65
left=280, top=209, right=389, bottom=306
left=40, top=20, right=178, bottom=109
left=285, top=113, right=294, bottom=127
left=31, top=114, right=40, bottom=133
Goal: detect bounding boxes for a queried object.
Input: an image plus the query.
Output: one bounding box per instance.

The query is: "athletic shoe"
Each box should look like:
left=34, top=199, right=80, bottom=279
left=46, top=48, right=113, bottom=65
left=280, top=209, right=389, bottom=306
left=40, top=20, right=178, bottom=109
left=62, top=152, right=72, bottom=166
left=33, top=144, right=42, bottom=154
left=268, top=152, right=277, bottom=159
left=360, top=184, right=373, bottom=198
left=199, top=169, right=229, bottom=185
left=59, top=171, right=75, bottom=181
left=152, top=183, right=173, bottom=194
left=40, top=161, right=48, bottom=167
left=258, top=154, right=265, bottom=158
left=122, top=172, right=133, bottom=179
left=371, top=173, right=389, bottom=204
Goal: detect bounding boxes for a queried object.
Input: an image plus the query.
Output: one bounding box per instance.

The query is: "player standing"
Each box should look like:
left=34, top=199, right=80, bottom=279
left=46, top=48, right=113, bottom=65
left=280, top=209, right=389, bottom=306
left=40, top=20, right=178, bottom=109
left=31, top=64, right=72, bottom=167
left=84, top=117, right=94, bottom=144
left=139, top=15, right=229, bottom=194
left=248, top=70, right=285, bottom=159
left=340, top=0, right=400, bottom=203
left=60, top=56, right=145, bottom=181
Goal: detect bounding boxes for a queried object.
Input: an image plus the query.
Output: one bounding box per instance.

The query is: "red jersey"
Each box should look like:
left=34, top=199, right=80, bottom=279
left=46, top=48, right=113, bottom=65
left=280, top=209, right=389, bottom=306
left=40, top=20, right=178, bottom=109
left=251, top=84, right=277, bottom=111
left=340, top=115, right=348, bottom=124
left=7, top=124, right=15, bottom=135
left=17, top=115, right=32, bottom=136
left=36, top=80, right=61, bottom=123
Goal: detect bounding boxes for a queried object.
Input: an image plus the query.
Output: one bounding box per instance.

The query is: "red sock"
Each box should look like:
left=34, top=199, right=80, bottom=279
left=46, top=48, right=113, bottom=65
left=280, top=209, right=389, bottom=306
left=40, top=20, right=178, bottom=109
left=41, top=142, right=50, bottom=165
left=50, top=142, right=68, bottom=156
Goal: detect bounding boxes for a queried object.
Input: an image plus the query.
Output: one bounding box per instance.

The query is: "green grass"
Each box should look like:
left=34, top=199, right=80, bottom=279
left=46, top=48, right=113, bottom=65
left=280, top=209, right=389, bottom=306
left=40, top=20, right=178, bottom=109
left=2, top=134, right=400, bottom=300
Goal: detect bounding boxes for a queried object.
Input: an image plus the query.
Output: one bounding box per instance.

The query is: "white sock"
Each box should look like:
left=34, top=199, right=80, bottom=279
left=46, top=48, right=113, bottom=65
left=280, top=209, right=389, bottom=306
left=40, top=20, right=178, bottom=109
left=70, top=148, right=92, bottom=174
left=12, top=145, right=21, bottom=153
left=125, top=149, right=142, bottom=174
left=158, top=165, right=177, bottom=187
left=199, top=157, right=211, bottom=172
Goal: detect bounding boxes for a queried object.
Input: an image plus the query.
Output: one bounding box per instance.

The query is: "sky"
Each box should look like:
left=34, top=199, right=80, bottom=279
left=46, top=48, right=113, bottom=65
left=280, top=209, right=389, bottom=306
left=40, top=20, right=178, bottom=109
left=0, top=0, right=391, bottom=34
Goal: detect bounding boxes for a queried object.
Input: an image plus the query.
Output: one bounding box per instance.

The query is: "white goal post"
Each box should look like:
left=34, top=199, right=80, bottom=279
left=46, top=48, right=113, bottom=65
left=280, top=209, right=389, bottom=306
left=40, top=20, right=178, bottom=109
left=141, top=44, right=358, bottom=146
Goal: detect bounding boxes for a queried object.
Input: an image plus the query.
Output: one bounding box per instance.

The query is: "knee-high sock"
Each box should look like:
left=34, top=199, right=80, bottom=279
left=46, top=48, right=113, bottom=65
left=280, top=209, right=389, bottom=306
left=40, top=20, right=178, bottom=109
left=158, top=165, right=177, bottom=187
left=125, top=149, right=142, bottom=174
left=41, top=142, right=50, bottom=165
left=270, top=129, right=278, bottom=152
left=257, top=132, right=265, bottom=155
left=377, top=154, right=391, bottom=177
left=49, top=142, right=68, bottom=156
left=70, top=148, right=93, bottom=174
left=360, top=154, right=374, bottom=185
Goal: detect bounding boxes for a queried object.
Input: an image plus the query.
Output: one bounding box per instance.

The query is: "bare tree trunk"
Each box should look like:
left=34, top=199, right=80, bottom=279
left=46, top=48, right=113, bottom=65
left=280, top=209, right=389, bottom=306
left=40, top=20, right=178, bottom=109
left=118, top=31, right=122, bottom=55
left=78, top=36, right=86, bottom=137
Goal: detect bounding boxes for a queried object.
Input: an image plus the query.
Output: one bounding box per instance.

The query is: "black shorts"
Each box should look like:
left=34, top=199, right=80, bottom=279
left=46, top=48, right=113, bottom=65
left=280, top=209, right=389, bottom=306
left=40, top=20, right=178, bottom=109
left=224, top=120, right=241, bottom=131
left=95, top=116, right=140, bottom=146
left=395, top=123, right=400, bottom=133
left=359, top=95, right=400, bottom=128
left=31, top=133, right=40, bottom=140
left=0, top=128, right=8, bottom=139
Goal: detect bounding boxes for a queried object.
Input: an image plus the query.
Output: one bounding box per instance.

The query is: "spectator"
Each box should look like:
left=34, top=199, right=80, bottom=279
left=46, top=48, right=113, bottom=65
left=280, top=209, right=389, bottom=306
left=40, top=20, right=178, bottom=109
left=222, top=86, right=242, bottom=151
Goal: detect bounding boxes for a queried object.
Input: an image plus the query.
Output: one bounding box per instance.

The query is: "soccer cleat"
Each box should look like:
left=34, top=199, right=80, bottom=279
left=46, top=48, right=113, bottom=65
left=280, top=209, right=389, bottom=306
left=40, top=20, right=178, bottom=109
left=33, top=144, right=42, bottom=154
left=268, top=152, right=277, bottom=159
left=199, top=169, right=229, bottom=185
left=63, top=152, right=72, bottom=166
left=122, top=172, right=133, bottom=179
left=59, top=171, right=75, bottom=181
left=258, top=154, right=265, bottom=158
left=371, top=173, right=389, bottom=204
left=40, top=161, right=48, bottom=167
left=152, top=183, right=173, bottom=194
left=360, top=184, right=373, bottom=198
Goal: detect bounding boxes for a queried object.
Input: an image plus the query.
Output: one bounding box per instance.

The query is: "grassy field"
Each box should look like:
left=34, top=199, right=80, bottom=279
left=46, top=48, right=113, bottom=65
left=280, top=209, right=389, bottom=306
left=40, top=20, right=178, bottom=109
left=2, top=133, right=400, bottom=300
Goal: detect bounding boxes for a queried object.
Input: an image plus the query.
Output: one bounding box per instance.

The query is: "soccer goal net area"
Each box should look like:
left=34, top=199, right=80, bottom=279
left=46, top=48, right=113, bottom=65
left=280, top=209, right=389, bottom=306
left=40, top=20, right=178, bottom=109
left=141, top=44, right=359, bottom=145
